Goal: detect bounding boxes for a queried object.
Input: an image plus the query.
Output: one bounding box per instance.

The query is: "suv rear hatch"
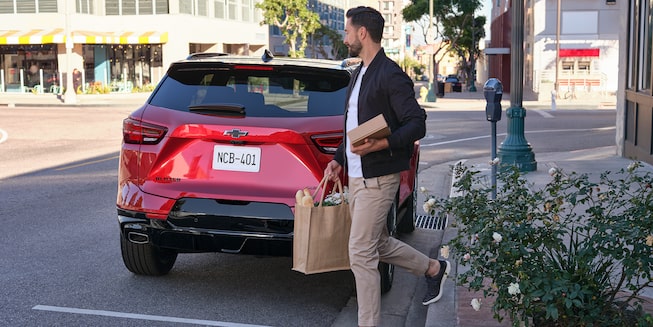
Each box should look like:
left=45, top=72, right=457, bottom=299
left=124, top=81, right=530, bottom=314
left=133, top=60, right=349, bottom=207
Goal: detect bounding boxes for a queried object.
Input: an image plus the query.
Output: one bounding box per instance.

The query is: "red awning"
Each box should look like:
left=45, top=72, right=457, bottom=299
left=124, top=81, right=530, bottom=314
left=559, top=48, right=599, bottom=57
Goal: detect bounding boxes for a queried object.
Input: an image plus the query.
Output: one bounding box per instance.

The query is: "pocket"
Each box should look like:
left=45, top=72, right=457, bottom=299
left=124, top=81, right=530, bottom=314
left=362, top=177, right=380, bottom=189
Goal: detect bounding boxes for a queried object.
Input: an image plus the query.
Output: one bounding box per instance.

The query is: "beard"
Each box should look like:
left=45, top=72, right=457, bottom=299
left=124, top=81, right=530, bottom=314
left=347, top=40, right=363, bottom=57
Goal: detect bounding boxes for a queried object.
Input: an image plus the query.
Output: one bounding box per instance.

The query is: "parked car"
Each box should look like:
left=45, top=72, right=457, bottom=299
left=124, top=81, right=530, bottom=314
left=116, top=52, right=420, bottom=293
left=445, top=75, right=463, bottom=92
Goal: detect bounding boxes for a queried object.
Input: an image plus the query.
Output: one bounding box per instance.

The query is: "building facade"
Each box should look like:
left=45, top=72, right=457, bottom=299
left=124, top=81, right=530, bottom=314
left=488, top=0, right=653, bottom=166
left=487, top=0, right=620, bottom=101
left=0, top=0, right=268, bottom=93
left=623, top=0, right=653, bottom=164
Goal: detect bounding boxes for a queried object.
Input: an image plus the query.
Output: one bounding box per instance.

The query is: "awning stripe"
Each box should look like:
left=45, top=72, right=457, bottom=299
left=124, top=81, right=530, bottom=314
left=0, top=29, right=166, bottom=45
left=0, top=29, right=65, bottom=45
left=73, top=31, right=168, bottom=44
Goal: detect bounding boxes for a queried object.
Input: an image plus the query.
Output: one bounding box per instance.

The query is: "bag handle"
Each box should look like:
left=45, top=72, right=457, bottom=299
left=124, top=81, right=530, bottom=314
left=312, top=175, right=344, bottom=207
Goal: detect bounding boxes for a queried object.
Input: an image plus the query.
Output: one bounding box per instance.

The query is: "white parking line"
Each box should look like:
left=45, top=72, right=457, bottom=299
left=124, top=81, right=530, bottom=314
left=0, top=128, right=7, bottom=144
left=32, top=305, right=273, bottom=327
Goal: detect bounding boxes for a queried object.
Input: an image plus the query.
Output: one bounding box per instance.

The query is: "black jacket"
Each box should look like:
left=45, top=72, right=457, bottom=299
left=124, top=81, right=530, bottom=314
left=334, top=48, right=427, bottom=178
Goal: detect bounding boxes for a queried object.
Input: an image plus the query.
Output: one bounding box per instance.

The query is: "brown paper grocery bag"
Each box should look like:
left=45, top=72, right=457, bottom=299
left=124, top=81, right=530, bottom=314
left=292, top=177, right=351, bottom=274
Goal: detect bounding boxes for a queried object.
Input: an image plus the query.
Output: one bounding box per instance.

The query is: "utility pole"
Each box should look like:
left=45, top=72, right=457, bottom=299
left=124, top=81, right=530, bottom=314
left=555, top=0, right=561, bottom=97
left=425, top=0, right=436, bottom=102
left=64, top=0, right=77, bottom=104
left=469, top=12, right=477, bottom=92
left=497, top=0, right=537, bottom=172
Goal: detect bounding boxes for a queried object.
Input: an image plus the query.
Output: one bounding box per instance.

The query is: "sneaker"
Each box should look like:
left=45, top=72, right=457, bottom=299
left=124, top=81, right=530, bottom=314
left=422, top=260, right=450, bottom=305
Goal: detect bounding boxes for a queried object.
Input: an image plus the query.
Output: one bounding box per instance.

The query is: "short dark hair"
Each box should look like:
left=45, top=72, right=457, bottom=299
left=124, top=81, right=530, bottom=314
left=346, top=6, right=384, bottom=43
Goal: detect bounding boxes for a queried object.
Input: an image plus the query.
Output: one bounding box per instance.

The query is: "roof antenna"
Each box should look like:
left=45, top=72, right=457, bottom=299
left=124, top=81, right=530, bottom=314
left=262, top=49, right=274, bottom=63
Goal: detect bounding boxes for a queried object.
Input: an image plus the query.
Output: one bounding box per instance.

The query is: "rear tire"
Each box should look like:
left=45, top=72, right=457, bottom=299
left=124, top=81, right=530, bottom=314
left=120, top=233, right=177, bottom=275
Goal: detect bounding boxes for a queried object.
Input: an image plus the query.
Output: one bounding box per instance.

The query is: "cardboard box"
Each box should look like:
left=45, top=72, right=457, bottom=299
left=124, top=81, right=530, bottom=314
left=348, top=114, right=391, bottom=147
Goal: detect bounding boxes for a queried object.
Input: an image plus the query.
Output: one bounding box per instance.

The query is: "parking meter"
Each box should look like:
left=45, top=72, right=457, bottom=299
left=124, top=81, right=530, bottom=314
left=484, top=78, right=502, bottom=199
left=484, top=78, right=503, bottom=122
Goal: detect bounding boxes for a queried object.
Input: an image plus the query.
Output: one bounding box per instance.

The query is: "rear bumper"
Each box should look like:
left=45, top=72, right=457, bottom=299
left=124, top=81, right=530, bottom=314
left=118, top=207, right=294, bottom=255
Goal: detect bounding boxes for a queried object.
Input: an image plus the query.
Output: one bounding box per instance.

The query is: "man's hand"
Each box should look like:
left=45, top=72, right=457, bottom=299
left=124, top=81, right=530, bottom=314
left=324, top=160, right=342, bottom=182
left=351, top=137, right=389, bottom=156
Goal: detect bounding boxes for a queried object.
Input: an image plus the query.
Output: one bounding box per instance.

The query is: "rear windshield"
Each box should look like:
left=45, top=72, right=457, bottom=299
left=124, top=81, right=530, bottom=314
left=149, top=64, right=350, bottom=117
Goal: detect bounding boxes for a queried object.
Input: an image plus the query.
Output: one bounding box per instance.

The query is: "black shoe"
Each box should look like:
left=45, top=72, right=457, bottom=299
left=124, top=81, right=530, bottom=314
left=422, top=260, right=450, bottom=305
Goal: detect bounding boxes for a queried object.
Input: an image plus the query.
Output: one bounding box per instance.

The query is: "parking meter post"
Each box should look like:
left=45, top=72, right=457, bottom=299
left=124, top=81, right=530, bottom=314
left=491, top=123, right=497, bottom=199
left=484, top=78, right=503, bottom=199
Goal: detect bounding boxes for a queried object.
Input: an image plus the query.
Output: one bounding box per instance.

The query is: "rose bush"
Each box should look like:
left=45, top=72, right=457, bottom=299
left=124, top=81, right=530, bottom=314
left=424, top=162, right=653, bottom=326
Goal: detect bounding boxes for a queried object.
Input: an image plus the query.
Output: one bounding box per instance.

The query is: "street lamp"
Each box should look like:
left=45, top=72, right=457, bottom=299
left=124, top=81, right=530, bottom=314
left=497, top=0, right=536, bottom=172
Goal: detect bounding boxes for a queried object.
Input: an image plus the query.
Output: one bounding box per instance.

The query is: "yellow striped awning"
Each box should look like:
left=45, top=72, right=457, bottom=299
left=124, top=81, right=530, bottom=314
left=0, top=29, right=167, bottom=45
left=72, top=30, right=168, bottom=44
left=0, top=29, right=65, bottom=45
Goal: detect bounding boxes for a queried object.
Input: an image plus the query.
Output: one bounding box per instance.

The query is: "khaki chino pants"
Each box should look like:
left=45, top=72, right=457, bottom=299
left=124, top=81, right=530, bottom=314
left=348, top=173, right=431, bottom=326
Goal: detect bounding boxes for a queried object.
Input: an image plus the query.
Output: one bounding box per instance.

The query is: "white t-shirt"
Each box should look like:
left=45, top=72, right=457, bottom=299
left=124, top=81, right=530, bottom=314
left=346, top=66, right=368, bottom=178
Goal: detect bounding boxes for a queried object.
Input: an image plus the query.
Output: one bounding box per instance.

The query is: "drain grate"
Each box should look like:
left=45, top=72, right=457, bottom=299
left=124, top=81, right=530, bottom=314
left=415, top=214, right=448, bottom=230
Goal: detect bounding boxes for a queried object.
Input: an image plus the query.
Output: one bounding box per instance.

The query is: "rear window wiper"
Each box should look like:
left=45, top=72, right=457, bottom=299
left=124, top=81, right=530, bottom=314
left=188, top=103, right=246, bottom=116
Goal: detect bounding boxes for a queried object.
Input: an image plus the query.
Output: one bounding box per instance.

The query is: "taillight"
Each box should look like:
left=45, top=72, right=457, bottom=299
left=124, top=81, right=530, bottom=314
left=123, top=118, right=167, bottom=145
left=311, top=133, right=343, bottom=154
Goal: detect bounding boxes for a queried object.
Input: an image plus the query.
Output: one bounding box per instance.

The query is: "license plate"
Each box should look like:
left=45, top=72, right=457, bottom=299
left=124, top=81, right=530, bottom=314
left=212, top=145, right=261, bottom=172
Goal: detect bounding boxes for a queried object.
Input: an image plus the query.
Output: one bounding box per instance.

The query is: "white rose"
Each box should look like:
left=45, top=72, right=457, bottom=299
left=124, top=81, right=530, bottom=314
left=492, top=232, right=503, bottom=243
left=423, top=202, right=432, bottom=214
left=440, top=245, right=450, bottom=259
left=508, top=282, right=521, bottom=295
left=471, top=298, right=481, bottom=311
left=427, top=198, right=436, bottom=206
left=419, top=186, right=428, bottom=194
left=548, top=167, right=558, bottom=176
left=463, top=253, right=471, bottom=261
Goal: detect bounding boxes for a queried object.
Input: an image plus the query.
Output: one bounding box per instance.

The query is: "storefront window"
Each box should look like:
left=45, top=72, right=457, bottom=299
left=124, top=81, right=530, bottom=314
left=0, top=44, right=58, bottom=92
left=104, top=44, right=163, bottom=91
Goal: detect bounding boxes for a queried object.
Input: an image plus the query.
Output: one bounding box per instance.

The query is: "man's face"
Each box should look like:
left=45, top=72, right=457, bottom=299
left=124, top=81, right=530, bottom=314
left=344, top=18, right=363, bottom=57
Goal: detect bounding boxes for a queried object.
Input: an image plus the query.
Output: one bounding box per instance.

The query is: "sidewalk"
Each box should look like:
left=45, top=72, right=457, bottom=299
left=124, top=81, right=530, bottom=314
left=413, top=84, right=616, bottom=111
left=423, top=146, right=653, bottom=327
left=0, top=91, right=151, bottom=107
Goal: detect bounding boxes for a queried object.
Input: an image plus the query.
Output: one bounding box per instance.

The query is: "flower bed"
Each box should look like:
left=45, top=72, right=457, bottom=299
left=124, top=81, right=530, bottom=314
left=425, top=162, right=653, bottom=326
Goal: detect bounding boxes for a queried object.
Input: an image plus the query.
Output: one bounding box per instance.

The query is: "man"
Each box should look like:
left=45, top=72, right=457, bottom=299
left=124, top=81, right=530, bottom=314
left=324, top=6, right=450, bottom=327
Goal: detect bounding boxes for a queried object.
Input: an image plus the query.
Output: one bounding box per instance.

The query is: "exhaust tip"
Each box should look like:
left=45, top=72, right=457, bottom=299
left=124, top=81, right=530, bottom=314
left=127, top=232, right=149, bottom=244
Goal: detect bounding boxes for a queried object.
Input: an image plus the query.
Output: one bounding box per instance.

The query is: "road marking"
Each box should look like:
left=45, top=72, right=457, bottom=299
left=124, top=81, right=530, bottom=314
left=533, top=109, right=555, bottom=118
left=421, top=126, right=615, bottom=148
left=32, top=305, right=273, bottom=327
left=54, top=155, right=120, bottom=171
left=0, top=128, right=7, bottom=144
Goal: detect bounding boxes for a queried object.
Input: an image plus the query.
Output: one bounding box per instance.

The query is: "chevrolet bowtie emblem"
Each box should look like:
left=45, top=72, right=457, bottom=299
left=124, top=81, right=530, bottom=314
left=224, top=129, right=248, bottom=138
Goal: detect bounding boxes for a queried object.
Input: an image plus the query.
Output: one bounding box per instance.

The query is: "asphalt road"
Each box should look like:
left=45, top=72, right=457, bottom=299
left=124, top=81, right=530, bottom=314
left=0, top=106, right=616, bottom=326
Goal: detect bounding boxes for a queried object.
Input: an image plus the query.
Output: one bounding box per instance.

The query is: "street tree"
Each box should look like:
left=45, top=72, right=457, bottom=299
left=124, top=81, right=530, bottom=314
left=311, top=25, right=348, bottom=60
left=256, top=0, right=321, bottom=58
left=402, top=0, right=484, bottom=82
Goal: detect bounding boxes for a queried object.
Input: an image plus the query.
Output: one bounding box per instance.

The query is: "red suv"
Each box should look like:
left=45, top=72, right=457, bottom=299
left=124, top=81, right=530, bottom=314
left=117, top=52, right=419, bottom=292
